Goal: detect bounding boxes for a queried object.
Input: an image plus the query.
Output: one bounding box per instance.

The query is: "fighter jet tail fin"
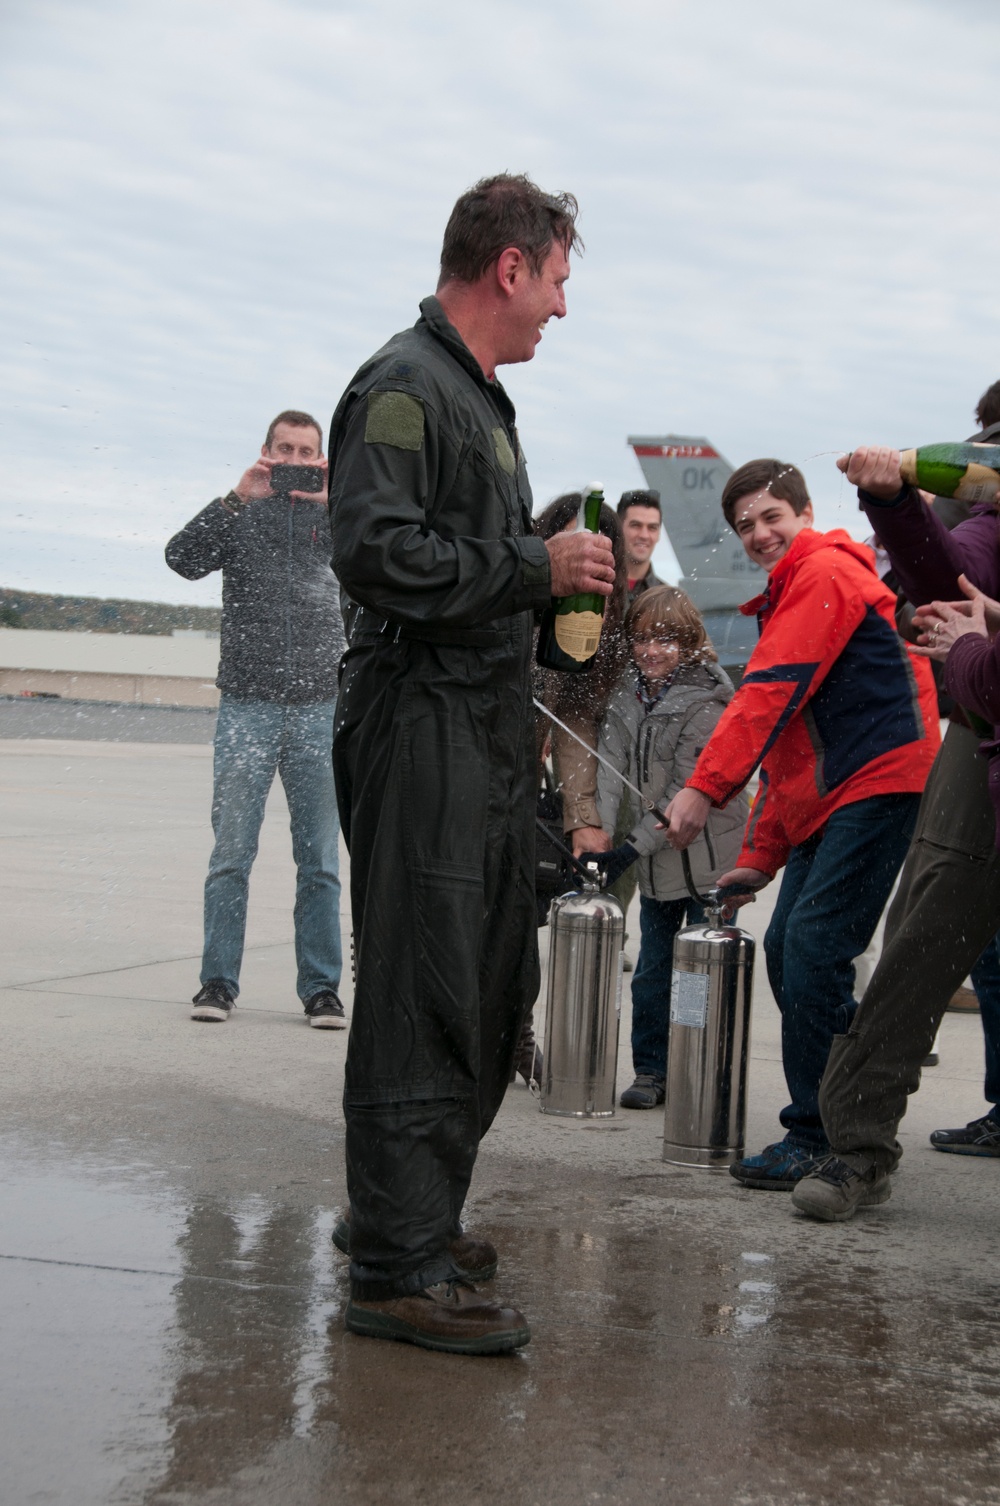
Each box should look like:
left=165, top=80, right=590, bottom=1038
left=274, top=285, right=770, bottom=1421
left=627, top=435, right=763, bottom=609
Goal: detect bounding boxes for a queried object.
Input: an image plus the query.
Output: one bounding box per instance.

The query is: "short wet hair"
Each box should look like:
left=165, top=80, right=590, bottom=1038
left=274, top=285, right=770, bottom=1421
left=626, top=585, right=716, bottom=665
left=264, top=410, right=323, bottom=453
left=617, top=489, right=661, bottom=520
left=721, top=459, right=810, bottom=530
left=438, top=173, right=582, bottom=286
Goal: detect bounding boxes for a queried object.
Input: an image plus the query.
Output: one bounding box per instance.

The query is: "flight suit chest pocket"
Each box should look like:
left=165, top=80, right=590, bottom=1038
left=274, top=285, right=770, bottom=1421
left=467, top=438, right=520, bottom=538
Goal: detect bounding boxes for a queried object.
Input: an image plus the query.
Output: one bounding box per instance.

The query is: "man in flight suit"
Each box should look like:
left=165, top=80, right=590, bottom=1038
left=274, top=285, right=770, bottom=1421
left=328, top=174, right=615, bottom=1353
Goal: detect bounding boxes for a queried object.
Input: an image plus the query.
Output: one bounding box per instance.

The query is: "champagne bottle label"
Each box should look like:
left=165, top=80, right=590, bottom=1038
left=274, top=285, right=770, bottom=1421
left=554, top=609, right=604, bottom=662
left=954, top=465, right=1000, bottom=504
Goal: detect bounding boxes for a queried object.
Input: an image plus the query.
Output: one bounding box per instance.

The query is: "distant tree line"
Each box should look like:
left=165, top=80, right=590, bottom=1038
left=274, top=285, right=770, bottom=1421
left=0, top=588, right=221, bottom=636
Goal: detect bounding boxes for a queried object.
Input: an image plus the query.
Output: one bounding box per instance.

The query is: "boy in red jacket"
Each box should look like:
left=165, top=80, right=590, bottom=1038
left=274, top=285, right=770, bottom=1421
left=664, top=460, right=939, bottom=1189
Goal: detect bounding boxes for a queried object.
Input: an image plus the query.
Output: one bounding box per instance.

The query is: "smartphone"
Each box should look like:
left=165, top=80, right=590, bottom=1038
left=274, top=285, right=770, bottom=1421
left=270, top=464, right=324, bottom=494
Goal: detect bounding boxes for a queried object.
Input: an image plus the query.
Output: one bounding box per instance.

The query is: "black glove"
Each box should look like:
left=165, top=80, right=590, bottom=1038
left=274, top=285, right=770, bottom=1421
left=580, top=842, right=639, bottom=887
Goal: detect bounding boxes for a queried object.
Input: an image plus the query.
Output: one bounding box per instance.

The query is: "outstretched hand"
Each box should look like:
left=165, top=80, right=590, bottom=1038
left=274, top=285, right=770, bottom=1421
left=836, top=446, right=903, bottom=500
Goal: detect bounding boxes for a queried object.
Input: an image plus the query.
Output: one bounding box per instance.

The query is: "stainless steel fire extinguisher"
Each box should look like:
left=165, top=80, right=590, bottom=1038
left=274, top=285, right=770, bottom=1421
left=663, top=855, right=755, bottom=1169
left=540, top=866, right=625, bottom=1118
left=529, top=696, right=756, bottom=1145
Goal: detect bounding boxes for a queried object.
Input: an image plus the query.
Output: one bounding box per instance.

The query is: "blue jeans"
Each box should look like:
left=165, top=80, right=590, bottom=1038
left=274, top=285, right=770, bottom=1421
left=970, top=937, right=1000, bottom=1117
left=631, top=895, right=706, bottom=1078
left=765, top=793, right=919, bottom=1152
left=202, top=697, right=342, bottom=1002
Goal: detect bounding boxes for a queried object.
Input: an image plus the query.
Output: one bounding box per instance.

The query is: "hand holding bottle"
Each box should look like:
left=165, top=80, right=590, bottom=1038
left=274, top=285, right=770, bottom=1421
left=545, top=529, right=615, bottom=597
left=840, top=444, right=1000, bottom=505
left=837, top=446, right=903, bottom=499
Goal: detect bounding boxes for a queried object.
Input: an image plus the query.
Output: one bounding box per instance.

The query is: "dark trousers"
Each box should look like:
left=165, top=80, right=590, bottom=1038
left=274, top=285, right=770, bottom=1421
left=630, top=895, right=705, bottom=1078
left=765, top=793, right=920, bottom=1152
left=333, top=634, right=539, bottom=1300
left=969, top=940, right=1000, bottom=1112
left=821, top=723, right=1000, bottom=1170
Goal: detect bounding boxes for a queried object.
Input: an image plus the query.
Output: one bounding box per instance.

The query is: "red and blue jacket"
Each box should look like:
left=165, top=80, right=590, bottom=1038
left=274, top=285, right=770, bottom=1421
left=687, top=528, right=940, bottom=876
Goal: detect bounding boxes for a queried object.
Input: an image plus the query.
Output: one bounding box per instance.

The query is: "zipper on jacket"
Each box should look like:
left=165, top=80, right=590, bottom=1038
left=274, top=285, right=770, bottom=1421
left=641, top=720, right=654, bottom=789
left=286, top=500, right=294, bottom=681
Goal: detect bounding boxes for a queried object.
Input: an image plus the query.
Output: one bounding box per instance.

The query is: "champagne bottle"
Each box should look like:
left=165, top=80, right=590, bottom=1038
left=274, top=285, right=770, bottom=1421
left=900, top=443, right=1000, bottom=504
left=536, top=486, right=606, bottom=674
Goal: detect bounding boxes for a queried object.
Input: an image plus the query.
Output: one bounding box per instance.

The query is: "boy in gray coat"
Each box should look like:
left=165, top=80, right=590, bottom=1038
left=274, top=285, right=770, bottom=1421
left=586, top=587, right=748, bottom=1107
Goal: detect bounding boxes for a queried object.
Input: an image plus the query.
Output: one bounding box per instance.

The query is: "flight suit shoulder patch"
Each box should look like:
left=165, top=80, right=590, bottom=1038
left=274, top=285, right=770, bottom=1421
left=492, top=427, right=516, bottom=476
left=387, top=360, right=419, bottom=382
left=365, top=390, right=425, bottom=451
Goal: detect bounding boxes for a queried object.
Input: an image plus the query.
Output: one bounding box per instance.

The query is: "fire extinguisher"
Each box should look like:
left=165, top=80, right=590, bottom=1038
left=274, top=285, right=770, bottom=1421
left=662, top=853, right=755, bottom=1168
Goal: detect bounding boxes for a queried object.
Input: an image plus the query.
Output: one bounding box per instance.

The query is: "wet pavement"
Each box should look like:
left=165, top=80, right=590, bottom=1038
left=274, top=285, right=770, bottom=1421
left=2, top=735, right=999, bottom=1504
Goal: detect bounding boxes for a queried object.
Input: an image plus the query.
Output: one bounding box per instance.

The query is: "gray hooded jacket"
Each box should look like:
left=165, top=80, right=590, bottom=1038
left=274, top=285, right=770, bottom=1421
left=597, top=660, right=749, bottom=902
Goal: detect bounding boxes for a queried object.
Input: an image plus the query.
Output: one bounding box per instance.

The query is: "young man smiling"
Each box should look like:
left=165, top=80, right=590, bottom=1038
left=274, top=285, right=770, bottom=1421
left=617, top=489, right=664, bottom=600
left=663, top=460, right=939, bottom=1190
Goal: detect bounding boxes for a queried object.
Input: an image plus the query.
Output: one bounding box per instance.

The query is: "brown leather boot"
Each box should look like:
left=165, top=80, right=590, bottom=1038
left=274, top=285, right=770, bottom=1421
left=331, top=1212, right=498, bottom=1282
left=345, top=1279, right=530, bottom=1354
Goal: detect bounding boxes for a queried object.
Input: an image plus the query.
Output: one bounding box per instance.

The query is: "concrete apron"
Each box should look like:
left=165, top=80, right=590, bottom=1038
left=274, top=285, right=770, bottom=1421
left=2, top=731, right=999, bottom=1506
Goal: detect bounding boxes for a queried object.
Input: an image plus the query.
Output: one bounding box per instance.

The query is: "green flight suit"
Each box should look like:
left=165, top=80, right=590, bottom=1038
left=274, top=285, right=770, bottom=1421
left=329, top=296, right=552, bottom=1298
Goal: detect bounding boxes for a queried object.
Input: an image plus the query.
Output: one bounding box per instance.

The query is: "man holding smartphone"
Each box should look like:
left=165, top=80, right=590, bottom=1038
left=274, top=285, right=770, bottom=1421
left=166, top=410, right=346, bottom=1028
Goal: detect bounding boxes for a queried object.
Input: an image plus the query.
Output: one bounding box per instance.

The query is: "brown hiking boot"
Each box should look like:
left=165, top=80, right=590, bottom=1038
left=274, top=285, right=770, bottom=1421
left=331, top=1212, right=498, bottom=1282
left=345, top=1279, right=530, bottom=1354
left=791, top=1155, right=892, bottom=1222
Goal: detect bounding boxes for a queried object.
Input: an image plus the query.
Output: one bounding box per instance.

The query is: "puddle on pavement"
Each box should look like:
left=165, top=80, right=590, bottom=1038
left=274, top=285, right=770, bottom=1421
left=0, top=1135, right=342, bottom=1505
left=2, top=1132, right=999, bottom=1506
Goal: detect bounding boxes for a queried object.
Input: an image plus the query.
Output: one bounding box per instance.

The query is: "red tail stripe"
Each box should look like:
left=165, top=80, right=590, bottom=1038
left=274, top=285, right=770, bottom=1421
left=632, top=444, right=720, bottom=459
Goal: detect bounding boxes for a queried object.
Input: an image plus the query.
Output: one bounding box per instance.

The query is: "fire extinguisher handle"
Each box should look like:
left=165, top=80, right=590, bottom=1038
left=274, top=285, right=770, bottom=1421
left=534, top=817, right=593, bottom=882
left=681, top=847, right=715, bottom=908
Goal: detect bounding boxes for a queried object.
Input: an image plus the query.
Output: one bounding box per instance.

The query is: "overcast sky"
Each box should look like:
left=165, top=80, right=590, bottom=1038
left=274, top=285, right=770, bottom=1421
left=2, top=0, right=999, bottom=606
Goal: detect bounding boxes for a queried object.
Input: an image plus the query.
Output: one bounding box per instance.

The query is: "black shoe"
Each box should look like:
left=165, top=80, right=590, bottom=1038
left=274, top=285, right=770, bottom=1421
left=191, top=980, right=235, bottom=1023
left=930, top=1112, right=1000, bottom=1156
left=332, top=1213, right=499, bottom=1282
left=620, top=1074, right=665, bottom=1109
left=304, top=991, right=347, bottom=1029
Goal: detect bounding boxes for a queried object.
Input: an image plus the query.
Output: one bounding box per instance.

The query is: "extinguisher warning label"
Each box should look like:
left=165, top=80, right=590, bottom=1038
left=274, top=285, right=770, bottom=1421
left=670, top=969, right=709, bottom=1028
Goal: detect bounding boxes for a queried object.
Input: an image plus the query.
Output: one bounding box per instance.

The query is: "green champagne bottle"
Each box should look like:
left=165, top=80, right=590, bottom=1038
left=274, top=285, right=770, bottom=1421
left=536, top=486, right=606, bottom=674
left=900, top=443, right=1000, bottom=504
